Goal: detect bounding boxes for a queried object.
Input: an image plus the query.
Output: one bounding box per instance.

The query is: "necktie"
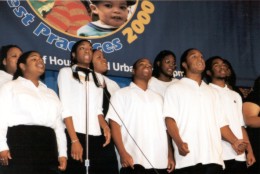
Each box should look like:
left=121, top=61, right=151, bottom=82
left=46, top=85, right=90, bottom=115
left=102, top=82, right=111, bottom=117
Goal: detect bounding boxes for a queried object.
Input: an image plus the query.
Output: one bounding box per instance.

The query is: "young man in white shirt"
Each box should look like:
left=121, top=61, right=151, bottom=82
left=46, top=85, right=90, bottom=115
left=107, top=58, right=175, bottom=174
left=205, top=56, right=255, bottom=174
left=163, top=48, right=248, bottom=174
left=149, top=50, right=178, bottom=97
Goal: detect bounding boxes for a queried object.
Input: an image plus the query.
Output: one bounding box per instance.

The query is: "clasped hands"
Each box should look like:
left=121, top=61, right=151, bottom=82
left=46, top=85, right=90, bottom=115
left=177, top=139, right=248, bottom=157
left=231, top=139, right=248, bottom=155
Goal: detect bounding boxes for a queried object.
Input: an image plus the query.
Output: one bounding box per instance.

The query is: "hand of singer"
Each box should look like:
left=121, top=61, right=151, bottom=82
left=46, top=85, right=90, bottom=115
left=102, top=126, right=111, bottom=147
left=58, top=156, right=67, bottom=171
left=231, top=139, right=248, bottom=155
left=0, top=150, right=12, bottom=166
left=177, top=142, right=190, bottom=156
left=71, top=139, right=83, bottom=162
left=120, top=151, right=134, bottom=169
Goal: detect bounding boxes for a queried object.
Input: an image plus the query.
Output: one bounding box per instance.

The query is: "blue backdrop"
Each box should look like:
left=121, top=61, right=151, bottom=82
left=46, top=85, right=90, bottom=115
left=1, top=0, right=259, bottom=92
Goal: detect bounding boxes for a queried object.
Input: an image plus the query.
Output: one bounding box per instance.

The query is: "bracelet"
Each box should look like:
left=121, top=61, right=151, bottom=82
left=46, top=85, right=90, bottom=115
left=71, top=139, right=79, bottom=144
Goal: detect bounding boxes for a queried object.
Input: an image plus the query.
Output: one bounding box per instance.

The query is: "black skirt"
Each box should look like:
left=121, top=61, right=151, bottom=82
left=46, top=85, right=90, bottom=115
left=0, top=125, right=60, bottom=174
left=64, top=130, right=119, bottom=174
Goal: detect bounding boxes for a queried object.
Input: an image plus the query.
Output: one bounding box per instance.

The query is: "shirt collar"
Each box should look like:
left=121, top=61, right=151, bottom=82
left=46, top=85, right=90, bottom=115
left=209, top=83, right=229, bottom=90
left=182, top=77, right=206, bottom=88
left=0, top=70, right=13, bottom=79
left=130, top=82, right=149, bottom=92
left=17, top=76, right=47, bottom=89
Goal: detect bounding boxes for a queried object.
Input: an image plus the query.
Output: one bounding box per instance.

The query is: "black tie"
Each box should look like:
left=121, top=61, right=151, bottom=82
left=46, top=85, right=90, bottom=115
left=102, top=82, right=111, bottom=117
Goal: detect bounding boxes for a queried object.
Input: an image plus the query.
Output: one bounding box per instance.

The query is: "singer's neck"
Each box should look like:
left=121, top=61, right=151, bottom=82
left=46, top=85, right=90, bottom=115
left=77, top=63, right=90, bottom=69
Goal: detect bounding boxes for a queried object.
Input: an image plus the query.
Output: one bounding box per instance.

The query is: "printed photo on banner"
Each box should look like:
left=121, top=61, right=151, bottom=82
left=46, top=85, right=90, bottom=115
left=28, top=0, right=137, bottom=38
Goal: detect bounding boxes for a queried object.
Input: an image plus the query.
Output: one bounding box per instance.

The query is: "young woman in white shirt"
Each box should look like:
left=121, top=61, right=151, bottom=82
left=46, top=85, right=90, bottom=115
left=0, top=44, right=22, bottom=86
left=58, top=39, right=111, bottom=174
left=91, top=49, right=120, bottom=173
left=0, top=51, right=67, bottom=174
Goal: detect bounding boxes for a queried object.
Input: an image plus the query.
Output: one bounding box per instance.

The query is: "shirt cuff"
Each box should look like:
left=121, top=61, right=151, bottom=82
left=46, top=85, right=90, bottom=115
left=58, top=149, right=67, bottom=158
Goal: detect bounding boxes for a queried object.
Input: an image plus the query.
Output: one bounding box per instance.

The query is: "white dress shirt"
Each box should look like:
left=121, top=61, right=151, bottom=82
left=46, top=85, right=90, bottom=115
left=0, top=70, right=13, bottom=87
left=107, top=82, right=168, bottom=169
left=148, top=76, right=179, bottom=97
left=210, top=83, right=246, bottom=161
left=0, top=77, right=67, bottom=157
left=58, top=67, right=104, bottom=135
left=103, top=76, right=120, bottom=96
left=163, top=78, right=227, bottom=169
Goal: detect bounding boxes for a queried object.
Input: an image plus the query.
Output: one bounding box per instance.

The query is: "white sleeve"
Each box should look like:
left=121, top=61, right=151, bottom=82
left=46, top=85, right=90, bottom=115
left=54, top=101, right=67, bottom=157
left=96, top=87, right=104, bottom=116
left=236, top=94, right=245, bottom=127
left=163, top=85, right=180, bottom=122
left=94, top=73, right=104, bottom=116
left=104, top=76, right=120, bottom=96
left=0, top=84, right=12, bottom=152
left=106, top=91, right=124, bottom=126
left=214, top=90, right=229, bottom=128
left=57, top=68, right=73, bottom=119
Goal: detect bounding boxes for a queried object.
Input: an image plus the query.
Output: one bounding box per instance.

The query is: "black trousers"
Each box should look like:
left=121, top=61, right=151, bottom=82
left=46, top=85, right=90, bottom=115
left=0, top=125, right=60, bottom=174
left=246, top=127, right=260, bottom=174
left=223, top=159, right=247, bottom=174
left=63, top=130, right=119, bottom=174
left=120, top=164, right=169, bottom=174
left=174, top=163, right=223, bottom=174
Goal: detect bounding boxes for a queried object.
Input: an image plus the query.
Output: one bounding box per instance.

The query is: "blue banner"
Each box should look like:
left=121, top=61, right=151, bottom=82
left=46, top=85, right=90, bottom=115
left=0, top=0, right=259, bottom=86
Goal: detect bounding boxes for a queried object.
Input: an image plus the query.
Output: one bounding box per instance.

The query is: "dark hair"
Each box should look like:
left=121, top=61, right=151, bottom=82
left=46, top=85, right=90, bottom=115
left=132, top=58, right=144, bottom=70
left=90, top=0, right=136, bottom=6
left=253, top=76, right=260, bottom=92
left=245, top=76, right=260, bottom=104
left=204, top=56, right=224, bottom=83
left=0, top=45, right=22, bottom=71
left=90, top=48, right=108, bottom=76
left=70, top=39, right=92, bottom=67
left=70, top=39, right=92, bottom=82
left=80, top=0, right=92, bottom=15
left=180, top=48, right=198, bottom=75
left=70, top=40, right=100, bottom=87
left=152, top=50, right=176, bottom=78
left=131, top=58, right=149, bottom=81
left=89, top=48, right=98, bottom=70
left=13, top=51, right=39, bottom=80
left=223, top=59, right=236, bottom=88
left=70, top=39, right=91, bottom=82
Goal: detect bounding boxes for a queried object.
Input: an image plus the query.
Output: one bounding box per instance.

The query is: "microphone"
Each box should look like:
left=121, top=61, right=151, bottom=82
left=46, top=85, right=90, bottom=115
left=71, top=64, right=93, bottom=74
left=71, top=64, right=78, bottom=73
left=71, top=64, right=102, bottom=87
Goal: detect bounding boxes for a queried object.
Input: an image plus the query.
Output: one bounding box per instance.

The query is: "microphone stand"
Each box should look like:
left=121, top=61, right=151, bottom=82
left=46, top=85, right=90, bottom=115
left=77, top=67, right=102, bottom=174
left=84, top=69, right=91, bottom=174
left=73, top=65, right=103, bottom=174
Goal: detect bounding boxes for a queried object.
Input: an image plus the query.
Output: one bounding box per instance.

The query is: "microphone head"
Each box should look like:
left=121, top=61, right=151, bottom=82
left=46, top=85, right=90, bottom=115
left=71, top=64, right=78, bottom=73
left=72, top=65, right=93, bottom=74
left=87, top=68, right=93, bottom=72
